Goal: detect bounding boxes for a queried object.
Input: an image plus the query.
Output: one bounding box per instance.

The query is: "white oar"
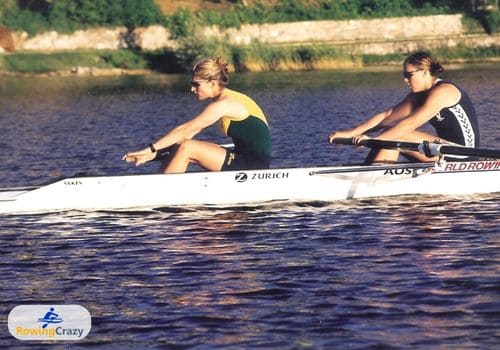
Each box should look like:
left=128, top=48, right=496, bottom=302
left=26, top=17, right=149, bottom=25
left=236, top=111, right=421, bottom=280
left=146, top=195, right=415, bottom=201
left=333, top=138, right=500, bottom=159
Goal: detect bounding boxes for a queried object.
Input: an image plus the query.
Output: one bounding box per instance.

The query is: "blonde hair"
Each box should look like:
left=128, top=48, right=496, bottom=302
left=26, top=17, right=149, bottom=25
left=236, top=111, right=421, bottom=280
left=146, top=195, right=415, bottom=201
left=404, top=52, right=444, bottom=76
left=191, top=57, right=229, bottom=86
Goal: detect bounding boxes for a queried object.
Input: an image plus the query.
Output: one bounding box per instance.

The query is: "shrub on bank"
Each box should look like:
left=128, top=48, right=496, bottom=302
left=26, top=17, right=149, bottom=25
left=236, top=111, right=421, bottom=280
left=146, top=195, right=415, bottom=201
left=171, top=38, right=360, bottom=72
left=433, top=44, right=500, bottom=61
left=0, top=50, right=148, bottom=73
left=362, top=45, right=500, bottom=66
left=196, top=0, right=447, bottom=28
left=1, top=44, right=499, bottom=75
left=0, top=0, right=164, bottom=35
left=485, top=10, right=500, bottom=33
left=230, top=41, right=360, bottom=71
left=0, top=0, right=49, bottom=36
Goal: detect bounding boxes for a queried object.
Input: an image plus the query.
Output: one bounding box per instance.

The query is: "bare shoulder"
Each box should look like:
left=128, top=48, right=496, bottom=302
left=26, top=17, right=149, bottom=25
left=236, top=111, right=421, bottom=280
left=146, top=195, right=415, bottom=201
left=428, top=81, right=461, bottom=106
left=214, top=92, right=248, bottom=118
left=434, top=81, right=459, bottom=92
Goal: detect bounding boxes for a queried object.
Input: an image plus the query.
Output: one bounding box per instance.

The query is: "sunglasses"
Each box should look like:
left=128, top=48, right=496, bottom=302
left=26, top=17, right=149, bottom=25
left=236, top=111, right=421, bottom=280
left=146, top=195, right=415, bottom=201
left=190, top=81, right=202, bottom=88
left=403, top=69, right=422, bottom=79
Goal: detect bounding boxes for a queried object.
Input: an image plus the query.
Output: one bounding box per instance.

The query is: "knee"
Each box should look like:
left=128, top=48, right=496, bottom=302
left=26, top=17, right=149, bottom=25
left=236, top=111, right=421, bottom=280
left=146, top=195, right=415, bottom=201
left=175, top=140, right=195, bottom=156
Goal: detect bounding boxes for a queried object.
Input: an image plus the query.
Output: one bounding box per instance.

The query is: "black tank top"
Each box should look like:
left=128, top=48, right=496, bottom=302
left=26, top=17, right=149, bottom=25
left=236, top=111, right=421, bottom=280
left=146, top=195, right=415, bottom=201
left=415, top=80, right=479, bottom=147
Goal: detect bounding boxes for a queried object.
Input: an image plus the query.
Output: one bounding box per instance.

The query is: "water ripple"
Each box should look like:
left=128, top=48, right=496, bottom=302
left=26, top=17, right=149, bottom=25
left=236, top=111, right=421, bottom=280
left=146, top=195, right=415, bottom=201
left=1, top=68, right=499, bottom=348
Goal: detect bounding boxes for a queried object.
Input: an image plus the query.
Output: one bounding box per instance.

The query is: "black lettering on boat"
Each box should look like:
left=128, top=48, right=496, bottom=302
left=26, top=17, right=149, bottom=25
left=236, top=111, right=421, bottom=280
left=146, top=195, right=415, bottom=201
left=250, top=171, right=289, bottom=181
left=397, top=168, right=412, bottom=175
left=63, top=180, right=83, bottom=186
left=384, top=168, right=412, bottom=176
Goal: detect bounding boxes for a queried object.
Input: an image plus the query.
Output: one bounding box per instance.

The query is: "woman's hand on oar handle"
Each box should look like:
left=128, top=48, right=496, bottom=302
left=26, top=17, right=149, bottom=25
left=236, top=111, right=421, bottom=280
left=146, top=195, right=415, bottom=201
left=328, top=131, right=369, bottom=146
left=352, top=134, right=370, bottom=145
left=122, top=148, right=157, bottom=166
left=329, top=130, right=354, bottom=144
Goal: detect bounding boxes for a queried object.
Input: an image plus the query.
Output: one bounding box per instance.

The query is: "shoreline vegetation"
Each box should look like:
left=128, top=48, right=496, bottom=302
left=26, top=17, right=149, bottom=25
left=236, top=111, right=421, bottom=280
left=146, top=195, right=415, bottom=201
left=0, top=0, right=499, bottom=76
left=1, top=45, right=499, bottom=77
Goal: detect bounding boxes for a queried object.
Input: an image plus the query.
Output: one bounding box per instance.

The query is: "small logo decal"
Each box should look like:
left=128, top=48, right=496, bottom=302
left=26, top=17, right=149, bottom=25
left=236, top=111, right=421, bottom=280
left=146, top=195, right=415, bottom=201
left=434, top=112, right=444, bottom=121
left=8, top=305, right=91, bottom=341
left=38, top=307, right=63, bottom=328
left=63, top=180, right=82, bottom=186
left=235, top=172, right=248, bottom=182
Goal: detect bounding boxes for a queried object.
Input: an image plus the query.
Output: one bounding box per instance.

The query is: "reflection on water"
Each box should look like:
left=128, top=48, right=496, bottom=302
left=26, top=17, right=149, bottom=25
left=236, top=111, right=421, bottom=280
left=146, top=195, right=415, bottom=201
left=0, top=66, right=499, bottom=348
left=1, top=194, right=499, bottom=348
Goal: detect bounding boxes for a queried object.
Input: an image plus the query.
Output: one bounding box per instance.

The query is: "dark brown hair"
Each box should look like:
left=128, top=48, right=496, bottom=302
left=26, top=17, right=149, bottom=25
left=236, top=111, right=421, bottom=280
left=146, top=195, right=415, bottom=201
left=404, top=52, right=444, bottom=76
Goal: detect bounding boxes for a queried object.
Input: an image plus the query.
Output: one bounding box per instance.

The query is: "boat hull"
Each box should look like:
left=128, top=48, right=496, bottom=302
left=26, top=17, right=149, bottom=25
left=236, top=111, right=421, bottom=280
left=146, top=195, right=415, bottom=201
left=0, top=160, right=499, bottom=214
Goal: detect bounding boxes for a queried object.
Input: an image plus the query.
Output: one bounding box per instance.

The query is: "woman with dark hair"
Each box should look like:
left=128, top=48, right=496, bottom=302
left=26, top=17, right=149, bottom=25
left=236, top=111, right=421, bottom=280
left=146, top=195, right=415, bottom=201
left=123, top=57, right=271, bottom=173
left=328, top=51, right=479, bottom=164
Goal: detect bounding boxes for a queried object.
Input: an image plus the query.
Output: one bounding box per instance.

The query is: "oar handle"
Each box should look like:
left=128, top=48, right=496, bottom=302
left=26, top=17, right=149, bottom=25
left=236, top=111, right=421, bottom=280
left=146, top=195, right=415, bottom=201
left=332, top=137, right=354, bottom=146
left=331, top=137, right=356, bottom=145
left=332, top=137, right=420, bottom=151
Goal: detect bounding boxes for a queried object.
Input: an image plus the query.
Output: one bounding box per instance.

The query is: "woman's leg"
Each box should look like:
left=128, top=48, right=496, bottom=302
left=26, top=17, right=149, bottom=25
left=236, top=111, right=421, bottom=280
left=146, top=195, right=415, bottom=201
left=162, top=140, right=227, bottom=173
left=369, top=130, right=441, bottom=164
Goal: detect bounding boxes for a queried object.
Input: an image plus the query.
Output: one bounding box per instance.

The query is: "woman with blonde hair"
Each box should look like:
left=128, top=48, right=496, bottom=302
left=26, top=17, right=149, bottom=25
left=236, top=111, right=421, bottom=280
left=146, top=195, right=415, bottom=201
left=329, top=51, right=479, bottom=164
left=123, top=57, right=271, bottom=173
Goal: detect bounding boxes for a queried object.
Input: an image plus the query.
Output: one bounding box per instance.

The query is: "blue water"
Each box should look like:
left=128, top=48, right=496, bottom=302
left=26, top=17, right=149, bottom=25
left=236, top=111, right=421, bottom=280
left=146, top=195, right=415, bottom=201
left=0, top=66, right=499, bottom=348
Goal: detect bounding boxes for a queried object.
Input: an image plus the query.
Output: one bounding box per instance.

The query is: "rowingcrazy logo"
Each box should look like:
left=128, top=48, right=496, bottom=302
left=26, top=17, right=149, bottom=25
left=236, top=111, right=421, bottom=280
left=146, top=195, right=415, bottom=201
left=8, top=305, right=91, bottom=341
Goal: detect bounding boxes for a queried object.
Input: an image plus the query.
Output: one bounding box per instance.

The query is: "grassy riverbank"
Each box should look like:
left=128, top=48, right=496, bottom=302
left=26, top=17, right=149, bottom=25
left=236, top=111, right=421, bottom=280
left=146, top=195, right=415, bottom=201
left=1, top=43, right=499, bottom=76
left=2, top=0, right=498, bottom=36
left=1, top=1, right=498, bottom=75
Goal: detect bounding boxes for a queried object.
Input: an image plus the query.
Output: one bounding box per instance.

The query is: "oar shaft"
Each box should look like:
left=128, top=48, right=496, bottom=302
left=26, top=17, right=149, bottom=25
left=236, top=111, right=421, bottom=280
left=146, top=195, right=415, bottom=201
left=440, top=145, right=500, bottom=159
left=333, top=138, right=421, bottom=151
left=360, top=139, right=420, bottom=151
left=332, top=138, right=500, bottom=159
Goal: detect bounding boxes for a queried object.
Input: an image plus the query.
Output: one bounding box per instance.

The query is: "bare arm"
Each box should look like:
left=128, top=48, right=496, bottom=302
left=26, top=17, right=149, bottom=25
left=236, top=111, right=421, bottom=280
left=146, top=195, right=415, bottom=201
left=152, top=102, right=224, bottom=150
left=123, top=96, right=247, bottom=165
left=377, top=83, right=460, bottom=140
left=328, top=94, right=414, bottom=143
left=153, top=94, right=248, bottom=150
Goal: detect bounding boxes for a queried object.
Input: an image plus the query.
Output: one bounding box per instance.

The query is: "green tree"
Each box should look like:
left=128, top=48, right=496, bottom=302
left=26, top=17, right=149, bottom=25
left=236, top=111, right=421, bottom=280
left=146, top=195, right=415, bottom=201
left=0, top=0, right=49, bottom=34
left=48, top=0, right=163, bottom=31
left=122, top=0, right=164, bottom=28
